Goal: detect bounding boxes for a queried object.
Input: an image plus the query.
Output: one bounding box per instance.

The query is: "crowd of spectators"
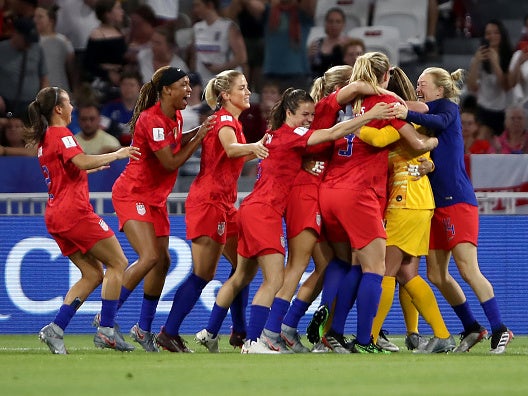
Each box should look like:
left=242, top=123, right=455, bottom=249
left=0, top=0, right=527, bottom=172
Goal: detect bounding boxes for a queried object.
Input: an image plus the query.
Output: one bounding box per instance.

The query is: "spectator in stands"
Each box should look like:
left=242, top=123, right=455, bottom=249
left=124, top=3, right=158, bottom=65
left=308, top=7, right=348, bottom=78
left=342, top=37, right=365, bottom=67
left=75, top=102, right=121, bottom=154
left=34, top=4, right=76, bottom=94
left=83, top=0, right=127, bottom=103
left=244, top=0, right=316, bottom=92
left=137, top=24, right=189, bottom=85
left=190, top=0, right=248, bottom=86
left=466, top=19, right=514, bottom=138
left=55, top=0, right=99, bottom=83
left=239, top=79, right=282, bottom=143
left=27, top=86, right=139, bottom=354
left=494, top=105, right=528, bottom=154
left=508, top=28, right=528, bottom=104
left=100, top=68, right=142, bottom=146
left=0, top=17, right=48, bottom=120
left=461, top=107, right=493, bottom=154
left=0, top=115, right=37, bottom=156
left=221, top=0, right=266, bottom=92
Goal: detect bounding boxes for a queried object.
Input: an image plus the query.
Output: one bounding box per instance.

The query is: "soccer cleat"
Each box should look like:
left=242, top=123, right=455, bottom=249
left=156, top=327, right=193, bottom=353
left=130, top=323, right=159, bottom=352
left=229, top=328, right=246, bottom=349
left=306, top=304, right=329, bottom=344
left=280, top=324, right=310, bottom=353
left=194, top=329, right=220, bottom=353
left=377, top=329, right=400, bottom=352
left=322, top=330, right=350, bottom=354
left=311, top=341, right=331, bottom=353
left=413, top=335, right=456, bottom=354
left=94, top=326, right=135, bottom=351
left=453, top=325, right=488, bottom=353
left=241, top=338, right=280, bottom=354
left=92, top=312, right=128, bottom=348
left=350, top=339, right=391, bottom=354
left=39, top=323, right=67, bottom=355
left=489, top=327, right=514, bottom=354
left=405, top=332, right=428, bottom=350
left=260, top=329, right=294, bottom=353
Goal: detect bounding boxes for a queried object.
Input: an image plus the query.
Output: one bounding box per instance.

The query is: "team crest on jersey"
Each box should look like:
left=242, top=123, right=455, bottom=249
left=136, top=202, right=146, bottom=216
left=316, top=213, right=321, bottom=227
left=99, top=219, right=109, bottom=231
left=220, top=114, right=233, bottom=122
left=280, top=234, right=286, bottom=248
left=152, top=127, right=165, bottom=141
left=61, top=136, right=77, bottom=148
left=293, top=126, right=309, bottom=136
left=217, top=221, right=226, bottom=236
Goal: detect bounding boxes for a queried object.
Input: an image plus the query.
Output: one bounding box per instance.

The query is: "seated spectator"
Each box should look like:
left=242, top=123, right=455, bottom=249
left=124, top=3, right=158, bottom=65
left=461, top=107, right=493, bottom=154
left=180, top=72, right=203, bottom=132
left=100, top=68, right=142, bottom=145
left=0, top=17, right=48, bottom=120
left=342, top=37, right=366, bottom=67
left=75, top=102, right=121, bottom=154
left=137, top=23, right=188, bottom=84
left=239, top=79, right=281, bottom=143
left=191, top=0, right=248, bottom=86
left=34, top=4, right=76, bottom=93
left=308, top=7, right=348, bottom=78
left=0, top=115, right=37, bottom=156
left=83, top=0, right=127, bottom=102
left=494, top=105, right=528, bottom=154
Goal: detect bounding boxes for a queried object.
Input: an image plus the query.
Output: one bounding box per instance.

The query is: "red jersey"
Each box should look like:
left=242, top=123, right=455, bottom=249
left=293, top=90, right=344, bottom=187
left=38, top=126, right=92, bottom=232
left=186, top=108, right=246, bottom=210
left=242, top=124, right=313, bottom=214
left=112, top=102, right=183, bottom=207
left=322, top=94, right=406, bottom=197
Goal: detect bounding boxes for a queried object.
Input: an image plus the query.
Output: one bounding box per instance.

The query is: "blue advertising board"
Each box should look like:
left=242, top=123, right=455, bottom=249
left=1, top=215, right=527, bottom=336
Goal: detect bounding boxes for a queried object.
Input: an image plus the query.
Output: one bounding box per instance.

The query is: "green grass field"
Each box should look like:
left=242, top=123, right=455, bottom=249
left=2, top=334, right=528, bottom=396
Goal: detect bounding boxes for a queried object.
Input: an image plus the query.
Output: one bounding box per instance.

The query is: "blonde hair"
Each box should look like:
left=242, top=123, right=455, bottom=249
left=310, top=65, right=353, bottom=102
left=422, top=67, right=464, bottom=104
left=350, top=52, right=390, bottom=113
left=203, top=70, right=244, bottom=111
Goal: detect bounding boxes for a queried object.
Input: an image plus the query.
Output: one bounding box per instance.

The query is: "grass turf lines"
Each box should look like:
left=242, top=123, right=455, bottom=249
left=2, top=334, right=528, bottom=396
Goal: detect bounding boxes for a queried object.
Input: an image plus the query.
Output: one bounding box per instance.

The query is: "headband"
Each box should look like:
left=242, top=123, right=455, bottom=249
left=156, top=68, right=188, bottom=91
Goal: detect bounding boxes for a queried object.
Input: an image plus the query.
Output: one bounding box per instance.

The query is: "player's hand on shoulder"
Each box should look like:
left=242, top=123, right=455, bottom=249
left=196, top=115, right=216, bottom=140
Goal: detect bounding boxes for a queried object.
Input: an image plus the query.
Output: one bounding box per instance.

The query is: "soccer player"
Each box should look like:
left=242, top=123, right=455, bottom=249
left=395, top=66, right=513, bottom=354
left=160, top=70, right=269, bottom=353
left=28, top=87, right=140, bottom=354
left=196, top=87, right=398, bottom=354
left=369, top=66, right=456, bottom=354
left=319, top=52, right=438, bottom=354
left=109, top=67, right=214, bottom=352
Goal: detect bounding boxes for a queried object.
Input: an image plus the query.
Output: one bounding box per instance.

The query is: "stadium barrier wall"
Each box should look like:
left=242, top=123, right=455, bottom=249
left=1, top=215, right=527, bottom=335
